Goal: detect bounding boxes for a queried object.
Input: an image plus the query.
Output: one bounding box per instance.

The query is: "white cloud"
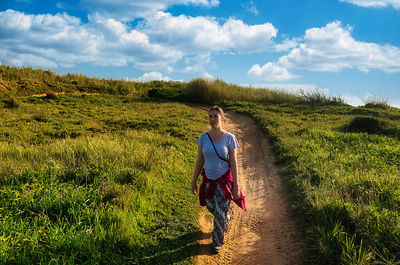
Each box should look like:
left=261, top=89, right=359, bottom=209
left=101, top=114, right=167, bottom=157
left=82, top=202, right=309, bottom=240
left=0, top=10, right=182, bottom=70
left=183, top=53, right=214, bottom=73
left=341, top=93, right=364, bottom=106
left=274, top=38, right=300, bottom=52
left=248, top=62, right=299, bottom=81
left=244, top=83, right=321, bottom=94
left=222, top=18, right=277, bottom=52
left=0, top=10, right=99, bottom=68
left=201, top=72, right=214, bottom=79
left=79, top=0, right=220, bottom=21
left=339, top=0, right=400, bottom=9
left=280, top=21, right=400, bottom=73
left=135, top=71, right=171, bottom=81
left=391, top=100, right=400, bottom=108
left=89, top=14, right=182, bottom=69
left=241, top=0, right=259, bottom=15
left=341, top=92, right=400, bottom=107
left=141, top=12, right=277, bottom=53
left=249, top=21, right=400, bottom=81
left=0, top=7, right=279, bottom=76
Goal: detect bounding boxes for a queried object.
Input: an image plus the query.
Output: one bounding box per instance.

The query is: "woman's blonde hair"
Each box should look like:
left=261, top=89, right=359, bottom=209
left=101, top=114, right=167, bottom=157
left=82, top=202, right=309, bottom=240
left=208, top=105, right=224, bottom=119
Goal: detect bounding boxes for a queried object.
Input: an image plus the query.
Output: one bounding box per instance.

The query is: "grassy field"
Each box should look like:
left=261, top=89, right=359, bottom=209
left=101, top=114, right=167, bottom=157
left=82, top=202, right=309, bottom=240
left=2, top=66, right=400, bottom=264
left=0, top=94, right=208, bottom=264
left=225, top=101, right=400, bottom=264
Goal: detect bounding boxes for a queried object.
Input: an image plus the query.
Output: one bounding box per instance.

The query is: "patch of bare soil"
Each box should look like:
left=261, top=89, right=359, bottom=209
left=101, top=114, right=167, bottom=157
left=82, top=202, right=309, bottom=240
left=195, top=111, right=304, bottom=265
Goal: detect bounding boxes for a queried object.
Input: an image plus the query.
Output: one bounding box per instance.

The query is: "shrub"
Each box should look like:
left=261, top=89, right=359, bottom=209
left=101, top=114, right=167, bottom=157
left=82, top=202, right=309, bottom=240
left=147, top=86, right=186, bottom=101
left=344, top=116, right=385, bottom=134
left=299, top=89, right=344, bottom=106
left=46, top=91, right=58, bottom=100
left=363, top=95, right=390, bottom=109
left=4, top=97, right=20, bottom=108
left=343, top=116, right=400, bottom=138
left=33, top=115, right=50, bottom=123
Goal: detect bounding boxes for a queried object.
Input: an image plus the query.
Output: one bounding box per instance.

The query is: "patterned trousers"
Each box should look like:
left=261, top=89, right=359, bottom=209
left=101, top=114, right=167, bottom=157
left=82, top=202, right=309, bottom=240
left=205, top=182, right=231, bottom=247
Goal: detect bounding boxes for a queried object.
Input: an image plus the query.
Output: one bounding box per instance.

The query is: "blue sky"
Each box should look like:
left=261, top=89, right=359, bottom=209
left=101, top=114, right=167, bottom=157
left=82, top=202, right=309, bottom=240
left=1, top=0, right=400, bottom=106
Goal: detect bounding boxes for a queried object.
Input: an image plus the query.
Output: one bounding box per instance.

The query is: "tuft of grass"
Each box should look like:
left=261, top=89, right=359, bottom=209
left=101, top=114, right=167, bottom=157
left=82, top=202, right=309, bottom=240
left=3, top=97, right=20, bottom=108
left=363, top=95, right=390, bottom=109
left=299, top=89, right=344, bottom=106
left=46, top=91, right=58, bottom=100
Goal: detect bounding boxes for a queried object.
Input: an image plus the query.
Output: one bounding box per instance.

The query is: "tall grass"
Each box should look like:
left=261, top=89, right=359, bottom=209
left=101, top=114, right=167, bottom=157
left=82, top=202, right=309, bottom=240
left=185, top=78, right=300, bottom=105
left=1, top=133, right=197, bottom=264
left=299, top=89, right=344, bottom=106
left=184, top=78, right=348, bottom=106
left=362, top=95, right=390, bottom=109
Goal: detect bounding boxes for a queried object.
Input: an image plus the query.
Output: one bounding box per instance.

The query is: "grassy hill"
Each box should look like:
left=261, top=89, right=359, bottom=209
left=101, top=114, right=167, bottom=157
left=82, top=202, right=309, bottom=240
left=1, top=65, right=400, bottom=264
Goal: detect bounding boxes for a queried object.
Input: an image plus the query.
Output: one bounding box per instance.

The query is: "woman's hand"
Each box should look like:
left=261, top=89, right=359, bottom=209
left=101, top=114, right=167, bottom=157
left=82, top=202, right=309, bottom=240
left=191, top=180, right=198, bottom=194
left=232, top=183, right=241, bottom=200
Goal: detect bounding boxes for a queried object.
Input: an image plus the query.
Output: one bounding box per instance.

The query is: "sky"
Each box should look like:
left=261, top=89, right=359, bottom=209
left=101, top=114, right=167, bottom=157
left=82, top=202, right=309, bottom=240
left=0, top=0, right=399, bottom=107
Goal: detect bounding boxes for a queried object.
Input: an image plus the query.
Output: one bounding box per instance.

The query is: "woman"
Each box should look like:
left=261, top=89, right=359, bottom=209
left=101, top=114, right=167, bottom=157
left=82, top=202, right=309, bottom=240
left=191, top=106, right=243, bottom=253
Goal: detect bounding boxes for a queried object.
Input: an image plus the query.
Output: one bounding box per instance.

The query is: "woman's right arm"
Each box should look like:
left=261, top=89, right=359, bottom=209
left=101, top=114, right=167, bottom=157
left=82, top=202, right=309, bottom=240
left=191, top=146, right=204, bottom=194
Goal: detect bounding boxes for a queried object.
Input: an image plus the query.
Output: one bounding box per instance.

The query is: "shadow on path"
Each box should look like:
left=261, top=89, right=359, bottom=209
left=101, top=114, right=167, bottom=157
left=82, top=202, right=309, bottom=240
left=138, top=230, right=215, bottom=264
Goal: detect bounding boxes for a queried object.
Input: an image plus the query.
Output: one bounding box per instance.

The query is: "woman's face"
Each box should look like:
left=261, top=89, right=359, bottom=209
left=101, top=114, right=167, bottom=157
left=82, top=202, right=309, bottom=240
left=208, top=110, right=223, bottom=129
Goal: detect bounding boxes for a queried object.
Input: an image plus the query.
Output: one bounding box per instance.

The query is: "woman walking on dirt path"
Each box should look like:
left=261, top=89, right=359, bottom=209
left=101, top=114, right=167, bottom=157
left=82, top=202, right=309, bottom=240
left=191, top=106, right=245, bottom=254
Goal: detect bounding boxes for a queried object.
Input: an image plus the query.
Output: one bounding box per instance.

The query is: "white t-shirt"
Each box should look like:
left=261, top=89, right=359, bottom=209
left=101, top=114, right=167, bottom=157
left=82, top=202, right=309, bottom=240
left=196, top=132, right=239, bottom=180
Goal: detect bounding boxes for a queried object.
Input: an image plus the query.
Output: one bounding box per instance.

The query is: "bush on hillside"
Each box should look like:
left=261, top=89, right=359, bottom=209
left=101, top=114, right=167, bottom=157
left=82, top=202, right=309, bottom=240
left=345, top=117, right=384, bottom=134
left=299, top=89, right=344, bottom=106
left=147, top=81, right=186, bottom=101
left=46, top=91, right=58, bottom=100
left=362, top=95, right=390, bottom=109
left=3, top=97, right=20, bottom=108
left=343, top=116, right=400, bottom=138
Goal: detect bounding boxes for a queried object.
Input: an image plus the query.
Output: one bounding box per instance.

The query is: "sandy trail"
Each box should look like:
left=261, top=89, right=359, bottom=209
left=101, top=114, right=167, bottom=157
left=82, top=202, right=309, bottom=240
left=195, top=111, right=303, bottom=265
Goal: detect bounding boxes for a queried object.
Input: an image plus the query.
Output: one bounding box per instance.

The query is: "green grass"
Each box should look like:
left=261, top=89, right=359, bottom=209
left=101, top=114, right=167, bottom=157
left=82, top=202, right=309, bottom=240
left=362, top=95, right=390, bottom=109
left=3, top=65, right=400, bottom=264
left=185, top=77, right=301, bottom=105
left=0, top=64, right=184, bottom=98
left=0, top=94, right=208, bottom=264
left=225, top=101, right=400, bottom=264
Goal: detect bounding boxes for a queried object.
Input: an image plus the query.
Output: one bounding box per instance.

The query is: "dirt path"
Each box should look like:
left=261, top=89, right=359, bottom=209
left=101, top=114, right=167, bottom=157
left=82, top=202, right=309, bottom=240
left=195, top=111, right=304, bottom=265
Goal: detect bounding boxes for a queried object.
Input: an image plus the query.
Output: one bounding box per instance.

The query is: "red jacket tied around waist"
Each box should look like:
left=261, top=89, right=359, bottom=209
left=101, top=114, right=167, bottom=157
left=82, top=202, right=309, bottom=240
left=199, top=169, right=246, bottom=211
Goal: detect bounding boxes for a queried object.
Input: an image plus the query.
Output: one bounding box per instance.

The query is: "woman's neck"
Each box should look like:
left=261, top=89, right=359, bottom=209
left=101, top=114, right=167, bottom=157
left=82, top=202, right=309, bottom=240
left=210, top=127, right=224, bottom=133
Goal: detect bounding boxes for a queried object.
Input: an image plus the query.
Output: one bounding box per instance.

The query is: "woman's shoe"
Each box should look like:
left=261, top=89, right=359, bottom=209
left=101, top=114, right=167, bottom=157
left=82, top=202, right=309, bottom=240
left=212, top=245, right=221, bottom=254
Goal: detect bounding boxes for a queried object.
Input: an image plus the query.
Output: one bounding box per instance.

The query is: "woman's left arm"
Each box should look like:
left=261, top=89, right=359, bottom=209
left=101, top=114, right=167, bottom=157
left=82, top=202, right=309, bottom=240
left=229, top=148, right=240, bottom=200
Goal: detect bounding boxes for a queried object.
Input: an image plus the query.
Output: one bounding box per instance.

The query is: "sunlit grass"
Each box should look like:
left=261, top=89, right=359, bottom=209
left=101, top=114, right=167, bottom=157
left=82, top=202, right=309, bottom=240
left=0, top=94, right=208, bottom=264
left=186, top=77, right=300, bottom=105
